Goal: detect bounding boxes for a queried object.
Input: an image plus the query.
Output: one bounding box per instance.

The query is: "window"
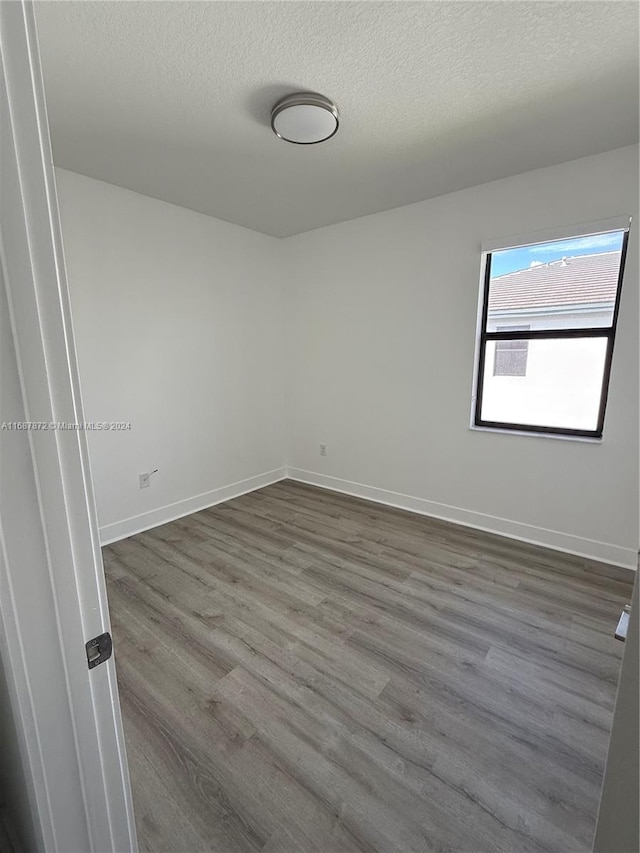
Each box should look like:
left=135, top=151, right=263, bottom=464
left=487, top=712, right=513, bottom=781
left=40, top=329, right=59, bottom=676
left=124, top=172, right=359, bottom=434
left=494, top=326, right=530, bottom=376
left=473, top=223, right=629, bottom=438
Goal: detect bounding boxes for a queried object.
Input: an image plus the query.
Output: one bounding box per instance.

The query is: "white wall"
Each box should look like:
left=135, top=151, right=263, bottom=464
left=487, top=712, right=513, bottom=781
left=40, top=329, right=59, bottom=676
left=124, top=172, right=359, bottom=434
left=57, top=148, right=638, bottom=566
left=284, top=145, right=639, bottom=567
left=56, top=169, right=286, bottom=542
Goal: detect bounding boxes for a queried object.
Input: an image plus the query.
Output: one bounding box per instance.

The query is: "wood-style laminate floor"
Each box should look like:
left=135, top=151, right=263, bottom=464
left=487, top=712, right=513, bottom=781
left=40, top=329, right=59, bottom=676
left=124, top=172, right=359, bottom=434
left=103, top=480, right=632, bottom=853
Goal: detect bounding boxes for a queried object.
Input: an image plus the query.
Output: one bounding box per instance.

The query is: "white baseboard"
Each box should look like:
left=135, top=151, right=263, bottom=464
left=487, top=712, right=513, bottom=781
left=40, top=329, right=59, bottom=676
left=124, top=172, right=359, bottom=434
left=99, top=464, right=637, bottom=570
left=286, top=468, right=637, bottom=571
left=99, top=468, right=287, bottom=545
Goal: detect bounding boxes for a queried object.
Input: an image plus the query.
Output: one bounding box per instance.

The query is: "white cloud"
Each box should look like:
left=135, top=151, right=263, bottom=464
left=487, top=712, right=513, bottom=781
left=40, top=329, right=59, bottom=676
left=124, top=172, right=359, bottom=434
left=529, top=232, right=622, bottom=255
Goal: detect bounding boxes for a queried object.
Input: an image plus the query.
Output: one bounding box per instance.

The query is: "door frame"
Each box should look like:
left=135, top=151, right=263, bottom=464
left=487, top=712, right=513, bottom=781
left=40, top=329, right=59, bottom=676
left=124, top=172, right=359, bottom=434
left=0, top=2, right=136, bottom=850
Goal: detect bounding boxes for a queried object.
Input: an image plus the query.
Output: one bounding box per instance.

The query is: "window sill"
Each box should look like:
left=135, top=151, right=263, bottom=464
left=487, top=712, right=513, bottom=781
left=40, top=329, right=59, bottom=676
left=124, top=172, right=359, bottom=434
left=469, top=424, right=603, bottom=443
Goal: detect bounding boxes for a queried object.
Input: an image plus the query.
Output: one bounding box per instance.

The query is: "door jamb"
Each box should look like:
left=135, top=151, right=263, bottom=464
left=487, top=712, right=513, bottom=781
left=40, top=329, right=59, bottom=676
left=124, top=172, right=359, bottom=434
left=0, top=2, right=137, bottom=850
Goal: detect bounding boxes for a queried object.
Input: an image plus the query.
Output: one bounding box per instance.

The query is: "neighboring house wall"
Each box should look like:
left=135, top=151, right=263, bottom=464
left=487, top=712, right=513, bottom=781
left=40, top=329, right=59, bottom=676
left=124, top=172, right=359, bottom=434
left=55, top=169, right=287, bottom=543
left=489, top=308, right=613, bottom=331
left=284, top=145, right=639, bottom=567
left=482, top=303, right=615, bottom=430
left=482, top=337, right=608, bottom=430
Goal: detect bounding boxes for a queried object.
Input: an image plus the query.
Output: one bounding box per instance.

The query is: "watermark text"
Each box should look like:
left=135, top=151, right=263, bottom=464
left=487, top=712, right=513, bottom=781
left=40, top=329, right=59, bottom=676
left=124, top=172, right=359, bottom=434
left=2, top=421, right=132, bottom=431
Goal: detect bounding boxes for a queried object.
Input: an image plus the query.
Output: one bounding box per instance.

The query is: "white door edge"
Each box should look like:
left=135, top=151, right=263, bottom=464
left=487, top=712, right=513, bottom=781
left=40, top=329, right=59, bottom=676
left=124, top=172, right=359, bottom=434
left=0, top=2, right=137, bottom=850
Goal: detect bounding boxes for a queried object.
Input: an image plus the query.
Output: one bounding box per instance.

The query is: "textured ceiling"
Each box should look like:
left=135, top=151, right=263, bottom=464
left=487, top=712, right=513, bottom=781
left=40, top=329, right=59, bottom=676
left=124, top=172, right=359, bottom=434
left=35, top=1, right=639, bottom=238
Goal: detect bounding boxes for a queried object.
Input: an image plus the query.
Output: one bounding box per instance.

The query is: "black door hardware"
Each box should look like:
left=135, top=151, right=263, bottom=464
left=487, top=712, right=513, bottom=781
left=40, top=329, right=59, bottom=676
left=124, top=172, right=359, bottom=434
left=85, top=632, right=112, bottom=669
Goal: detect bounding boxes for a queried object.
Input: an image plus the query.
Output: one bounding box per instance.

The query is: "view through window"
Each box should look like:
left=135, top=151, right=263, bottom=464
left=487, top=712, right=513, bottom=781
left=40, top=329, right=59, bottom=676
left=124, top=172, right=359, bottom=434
left=474, top=227, right=629, bottom=437
left=494, top=325, right=530, bottom=377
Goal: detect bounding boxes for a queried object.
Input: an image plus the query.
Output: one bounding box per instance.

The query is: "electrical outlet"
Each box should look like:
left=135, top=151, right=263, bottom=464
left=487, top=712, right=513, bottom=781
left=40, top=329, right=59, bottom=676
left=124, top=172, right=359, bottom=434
left=319, top=443, right=327, bottom=457
left=139, top=472, right=151, bottom=489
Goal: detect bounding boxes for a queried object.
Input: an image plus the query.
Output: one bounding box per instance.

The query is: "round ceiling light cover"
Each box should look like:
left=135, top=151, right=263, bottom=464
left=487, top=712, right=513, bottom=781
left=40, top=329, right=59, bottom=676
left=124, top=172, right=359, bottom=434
left=271, top=93, right=339, bottom=144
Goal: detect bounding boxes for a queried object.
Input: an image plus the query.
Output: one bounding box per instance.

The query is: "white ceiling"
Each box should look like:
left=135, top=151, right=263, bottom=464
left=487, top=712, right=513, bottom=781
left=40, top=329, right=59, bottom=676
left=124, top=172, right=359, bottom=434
left=35, top=1, right=639, bottom=238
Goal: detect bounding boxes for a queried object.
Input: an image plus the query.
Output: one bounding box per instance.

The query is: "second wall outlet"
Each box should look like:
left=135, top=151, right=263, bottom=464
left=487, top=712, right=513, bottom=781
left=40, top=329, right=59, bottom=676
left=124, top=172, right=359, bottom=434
left=139, top=472, right=151, bottom=489
left=319, top=443, right=327, bottom=457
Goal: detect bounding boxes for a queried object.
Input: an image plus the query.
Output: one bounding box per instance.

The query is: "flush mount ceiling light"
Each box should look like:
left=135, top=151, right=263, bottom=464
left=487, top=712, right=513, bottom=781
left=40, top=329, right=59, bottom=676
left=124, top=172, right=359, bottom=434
left=271, top=92, right=339, bottom=144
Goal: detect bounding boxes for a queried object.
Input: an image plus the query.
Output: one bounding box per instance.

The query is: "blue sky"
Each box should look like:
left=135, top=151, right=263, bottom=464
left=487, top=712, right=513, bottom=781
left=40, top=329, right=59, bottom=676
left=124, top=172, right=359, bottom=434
left=490, top=231, right=624, bottom=278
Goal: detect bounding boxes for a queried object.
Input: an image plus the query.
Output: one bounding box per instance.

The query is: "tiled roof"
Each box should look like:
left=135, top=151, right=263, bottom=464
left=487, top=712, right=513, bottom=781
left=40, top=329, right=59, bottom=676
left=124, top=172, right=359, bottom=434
left=488, top=251, right=621, bottom=312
